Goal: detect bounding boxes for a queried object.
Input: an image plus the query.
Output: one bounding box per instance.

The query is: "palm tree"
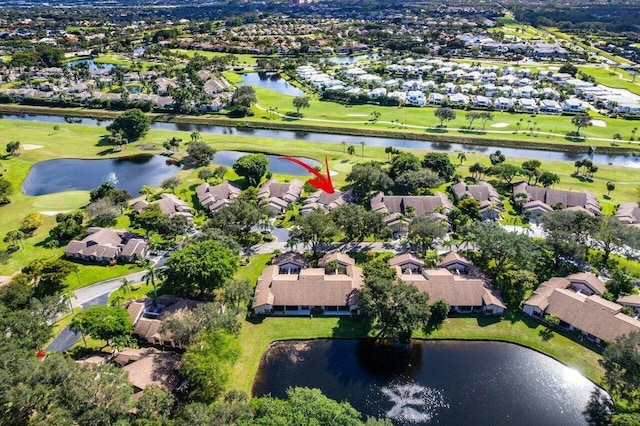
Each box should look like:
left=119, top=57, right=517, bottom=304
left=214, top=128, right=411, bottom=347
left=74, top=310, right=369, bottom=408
left=110, top=293, right=124, bottom=307
left=360, top=141, right=365, bottom=158
left=143, top=267, right=161, bottom=298
left=70, top=319, right=88, bottom=347
left=347, top=145, right=356, bottom=157
left=341, top=141, right=346, bottom=153
left=191, top=131, right=200, bottom=142
left=120, top=278, right=133, bottom=299
left=457, top=152, right=467, bottom=164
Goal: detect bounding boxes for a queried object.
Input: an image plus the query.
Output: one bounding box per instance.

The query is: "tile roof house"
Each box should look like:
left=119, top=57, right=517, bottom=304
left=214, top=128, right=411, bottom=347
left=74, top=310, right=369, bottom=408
left=258, top=179, right=304, bottom=215
left=522, top=273, right=640, bottom=344
left=300, top=189, right=355, bottom=215
left=64, top=227, right=147, bottom=263
left=195, top=180, right=241, bottom=214
left=450, top=181, right=503, bottom=220
left=513, top=182, right=601, bottom=222
left=117, top=347, right=181, bottom=398
left=391, top=252, right=506, bottom=315
left=615, top=202, right=640, bottom=227
left=131, top=193, right=193, bottom=221
left=252, top=252, right=363, bottom=316
left=370, top=191, right=453, bottom=234
left=126, top=295, right=201, bottom=348
left=618, top=295, right=640, bottom=316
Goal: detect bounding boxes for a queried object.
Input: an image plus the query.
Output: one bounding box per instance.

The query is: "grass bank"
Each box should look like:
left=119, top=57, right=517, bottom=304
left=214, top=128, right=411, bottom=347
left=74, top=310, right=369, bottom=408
left=229, top=312, right=604, bottom=395
left=1, top=116, right=638, bottom=277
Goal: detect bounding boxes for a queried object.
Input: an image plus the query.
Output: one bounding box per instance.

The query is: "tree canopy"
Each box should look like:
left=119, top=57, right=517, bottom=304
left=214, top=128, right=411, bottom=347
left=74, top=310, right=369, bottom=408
left=360, top=260, right=430, bottom=343
left=232, top=154, right=269, bottom=187
left=187, top=140, right=216, bottom=167
left=164, top=240, right=239, bottom=298
left=422, top=152, right=455, bottom=181
left=332, top=204, right=385, bottom=242
left=601, top=332, right=640, bottom=402
left=106, top=108, right=150, bottom=142
left=434, top=107, right=456, bottom=126
left=345, top=162, right=393, bottom=198
left=181, top=331, right=241, bottom=402
left=70, top=305, right=133, bottom=348
left=289, top=209, right=338, bottom=256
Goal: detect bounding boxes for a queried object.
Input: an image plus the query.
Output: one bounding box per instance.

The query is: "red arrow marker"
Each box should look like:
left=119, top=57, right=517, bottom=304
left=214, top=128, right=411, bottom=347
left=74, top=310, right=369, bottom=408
left=279, top=155, right=335, bottom=194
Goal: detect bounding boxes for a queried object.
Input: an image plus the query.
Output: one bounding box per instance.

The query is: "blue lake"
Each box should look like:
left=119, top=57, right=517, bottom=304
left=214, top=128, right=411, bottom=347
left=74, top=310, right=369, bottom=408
left=21, top=152, right=320, bottom=196
left=239, top=72, right=305, bottom=96
left=22, top=155, right=180, bottom=196
left=67, top=59, right=115, bottom=71
left=213, top=151, right=320, bottom=175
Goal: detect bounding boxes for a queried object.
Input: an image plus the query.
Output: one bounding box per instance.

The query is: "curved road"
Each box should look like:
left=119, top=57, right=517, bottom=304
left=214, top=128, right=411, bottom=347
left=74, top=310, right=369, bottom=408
left=47, top=255, right=166, bottom=353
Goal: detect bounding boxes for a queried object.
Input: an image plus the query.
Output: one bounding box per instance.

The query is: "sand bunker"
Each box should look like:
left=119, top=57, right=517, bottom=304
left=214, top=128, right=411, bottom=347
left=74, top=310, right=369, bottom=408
left=592, top=119, right=607, bottom=128
left=490, top=122, right=510, bottom=128
left=22, top=144, right=43, bottom=150
left=39, top=210, right=69, bottom=216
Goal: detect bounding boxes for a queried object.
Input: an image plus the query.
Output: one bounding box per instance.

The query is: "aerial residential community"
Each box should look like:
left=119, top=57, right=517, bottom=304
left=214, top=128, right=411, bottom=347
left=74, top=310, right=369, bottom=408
left=2, top=0, right=640, bottom=424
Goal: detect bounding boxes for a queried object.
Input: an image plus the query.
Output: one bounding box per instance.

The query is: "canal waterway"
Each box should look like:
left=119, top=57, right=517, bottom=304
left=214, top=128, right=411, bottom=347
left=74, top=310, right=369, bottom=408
left=3, top=113, right=639, bottom=167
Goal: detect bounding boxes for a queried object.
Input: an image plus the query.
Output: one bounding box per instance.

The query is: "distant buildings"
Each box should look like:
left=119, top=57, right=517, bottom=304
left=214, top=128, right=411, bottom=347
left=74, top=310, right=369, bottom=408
left=513, top=182, right=601, bottom=222
left=258, top=179, right=303, bottom=215
left=370, top=191, right=453, bottom=234
left=300, top=189, right=355, bottom=215
left=195, top=181, right=241, bottom=214
left=64, top=227, right=147, bottom=263
left=615, top=202, right=640, bottom=226
left=450, top=181, right=502, bottom=220
left=132, top=193, right=193, bottom=221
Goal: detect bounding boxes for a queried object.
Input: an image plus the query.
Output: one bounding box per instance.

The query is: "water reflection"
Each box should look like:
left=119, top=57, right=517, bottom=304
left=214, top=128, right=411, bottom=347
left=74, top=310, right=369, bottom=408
left=3, top=113, right=640, bottom=167
left=22, top=155, right=180, bottom=196
left=212, top=151, right=320, bottom=176
left=253, top=339, right=599, bottom=425
left=239, top=72, right=305, bottom=96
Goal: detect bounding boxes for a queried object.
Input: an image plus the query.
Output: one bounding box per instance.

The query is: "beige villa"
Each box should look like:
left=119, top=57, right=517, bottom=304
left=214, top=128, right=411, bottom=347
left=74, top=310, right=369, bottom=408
left=522, top=273, right=640, bottom=344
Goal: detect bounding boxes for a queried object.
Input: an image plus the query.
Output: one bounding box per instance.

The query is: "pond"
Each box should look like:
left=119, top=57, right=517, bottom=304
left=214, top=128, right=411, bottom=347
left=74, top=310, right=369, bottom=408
left=21, top=151, right=320, bottom=196
left=212, top=151, right=320, bottom=176
left=22, top=155, right=180, bottom=196
left=3, top=113, right=640, bottom=168
left=67, top=59, right=115, bottom=72
left=238, top=72, right=305, bottom=96
left=252, top=340, right=601, bottom=425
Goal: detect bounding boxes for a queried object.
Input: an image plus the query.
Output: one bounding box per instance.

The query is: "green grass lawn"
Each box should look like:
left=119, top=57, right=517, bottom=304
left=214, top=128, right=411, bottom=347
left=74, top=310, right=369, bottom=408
left=170, top=49, right=260, bottom=67
left=108, top=282, right=154, bottom=305
left=235, top=253, right=273, bottom=285
left=247, top=86, right=640, bottom=147
left=547, top=28, right=633, bottom=65
left=64, top=263, right=143, bottom=291
left=578, top=66, right=640, bottom=96
left=1, top=114, right=639, bottom=280
left=228, top=311, right=605, bottom=395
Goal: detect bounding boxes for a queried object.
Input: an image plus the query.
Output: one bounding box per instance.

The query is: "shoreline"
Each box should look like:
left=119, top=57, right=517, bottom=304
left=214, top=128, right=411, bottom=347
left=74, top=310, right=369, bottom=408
left=233, top=315, right=605, bottom=397
left=249, top=336, right=605, bottom=398
left=1, top=103, right=637, bottom=156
